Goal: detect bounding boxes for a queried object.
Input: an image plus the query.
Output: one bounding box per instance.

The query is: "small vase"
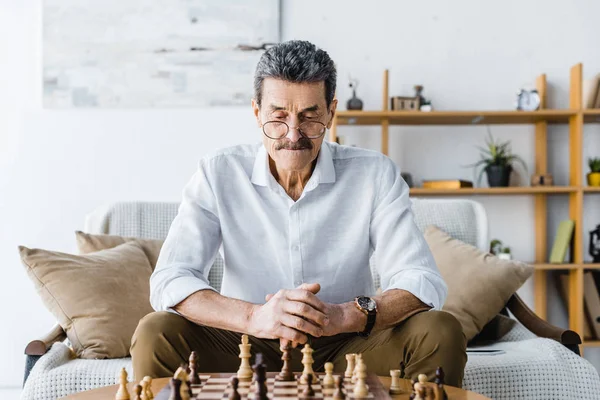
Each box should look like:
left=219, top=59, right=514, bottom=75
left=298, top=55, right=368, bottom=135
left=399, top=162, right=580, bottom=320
left=587, top=172, right=600, bottom=186
left=346, top=89, right=363, bottom=110
left=485, top=165, right=512, bottom=187
left=497, top=253, right=512, bottom=260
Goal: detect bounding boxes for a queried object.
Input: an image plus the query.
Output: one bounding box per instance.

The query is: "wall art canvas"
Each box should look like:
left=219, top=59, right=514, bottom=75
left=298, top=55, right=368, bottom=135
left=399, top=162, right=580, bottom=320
left=43, top=0, right=280, bottom=108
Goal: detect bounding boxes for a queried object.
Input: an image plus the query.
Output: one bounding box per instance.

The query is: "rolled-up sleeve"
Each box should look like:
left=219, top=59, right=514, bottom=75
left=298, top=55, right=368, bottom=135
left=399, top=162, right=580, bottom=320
left=150, top=159, right=221, bottom=311
left=370, top=158, right=447, bottom=310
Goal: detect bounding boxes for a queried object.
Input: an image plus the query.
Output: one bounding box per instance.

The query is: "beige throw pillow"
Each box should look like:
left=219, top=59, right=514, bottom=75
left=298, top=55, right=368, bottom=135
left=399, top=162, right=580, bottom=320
left=75, top=231, right=163, bottom=270
left=19, top=241, right=154, bottom=359
left=424, top=225, right=534, bottom=341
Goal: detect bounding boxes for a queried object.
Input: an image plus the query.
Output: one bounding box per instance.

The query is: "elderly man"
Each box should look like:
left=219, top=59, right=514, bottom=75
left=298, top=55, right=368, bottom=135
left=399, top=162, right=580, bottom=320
left=131, top=40, right=467, bottom=387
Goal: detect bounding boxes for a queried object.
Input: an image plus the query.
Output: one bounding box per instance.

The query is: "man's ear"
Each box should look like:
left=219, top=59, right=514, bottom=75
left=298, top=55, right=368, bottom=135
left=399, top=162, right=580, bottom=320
left=251, top=98, right=262, bottom=127
left=326, top=98, right=338, bottom=129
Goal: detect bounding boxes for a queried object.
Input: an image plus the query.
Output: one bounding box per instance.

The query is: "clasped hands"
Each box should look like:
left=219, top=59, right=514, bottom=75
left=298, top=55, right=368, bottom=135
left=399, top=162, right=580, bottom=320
left=248, top=283, right=350, bottom=348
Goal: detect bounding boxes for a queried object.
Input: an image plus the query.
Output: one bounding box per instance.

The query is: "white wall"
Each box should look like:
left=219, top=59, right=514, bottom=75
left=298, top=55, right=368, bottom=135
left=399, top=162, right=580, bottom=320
left=2, top=0, right=600, bottom=387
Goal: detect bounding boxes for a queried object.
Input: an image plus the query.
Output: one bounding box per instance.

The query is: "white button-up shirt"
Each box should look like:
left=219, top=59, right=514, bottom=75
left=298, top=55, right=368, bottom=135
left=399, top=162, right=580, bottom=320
left=150, top=141, right=447, bottom=311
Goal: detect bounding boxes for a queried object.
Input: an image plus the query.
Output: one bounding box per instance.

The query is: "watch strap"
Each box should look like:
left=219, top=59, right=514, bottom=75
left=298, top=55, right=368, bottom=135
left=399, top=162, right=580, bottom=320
left=359, top=309, right=376, bottom=337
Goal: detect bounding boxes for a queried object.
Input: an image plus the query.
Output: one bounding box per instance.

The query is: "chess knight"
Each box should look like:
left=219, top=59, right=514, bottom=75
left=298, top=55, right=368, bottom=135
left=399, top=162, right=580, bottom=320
left=131, top=40, right=466, bottom=388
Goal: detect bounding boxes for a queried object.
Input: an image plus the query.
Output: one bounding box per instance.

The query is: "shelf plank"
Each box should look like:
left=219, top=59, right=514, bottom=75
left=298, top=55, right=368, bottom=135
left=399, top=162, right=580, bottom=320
left=409, top=186, right=578, bottom=196
left=583, top=340, right=600, bottom=347
left=336, top=110, right=577, bottom=126
left=534, top=263, right=580, bottom=270
left=582, top=263, right=600, bottom=270
left=583, top=186, right=600, bottom=193
left=583, top=109, right=600, bottom=123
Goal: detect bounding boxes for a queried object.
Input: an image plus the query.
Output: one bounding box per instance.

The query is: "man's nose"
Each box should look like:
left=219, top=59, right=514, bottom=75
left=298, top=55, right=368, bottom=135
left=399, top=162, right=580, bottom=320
left=284, top=125, right=303, bottom=142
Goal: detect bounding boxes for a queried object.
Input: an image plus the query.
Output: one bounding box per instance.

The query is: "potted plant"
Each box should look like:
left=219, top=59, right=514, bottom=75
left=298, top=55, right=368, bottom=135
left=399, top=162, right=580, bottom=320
left=468, top=131, right=527, bottom=187
left=588, top=157, right=600, bottom=186
left=490, top=239, right=512, bottom=260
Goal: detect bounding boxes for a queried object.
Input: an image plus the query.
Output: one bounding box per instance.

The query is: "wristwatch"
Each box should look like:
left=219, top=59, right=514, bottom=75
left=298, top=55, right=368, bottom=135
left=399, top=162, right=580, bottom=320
left=354, top=296, right=377, bottom=337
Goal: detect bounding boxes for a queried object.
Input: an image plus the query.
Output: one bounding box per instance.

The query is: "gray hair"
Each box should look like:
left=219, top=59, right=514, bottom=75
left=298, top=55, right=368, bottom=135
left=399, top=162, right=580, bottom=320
left=253, top=40, right=337, bottom=108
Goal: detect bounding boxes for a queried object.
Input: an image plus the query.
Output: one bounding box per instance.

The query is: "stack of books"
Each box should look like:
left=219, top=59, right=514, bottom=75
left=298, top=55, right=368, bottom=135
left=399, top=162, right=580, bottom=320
left=421, top=180, right=473, bottom=189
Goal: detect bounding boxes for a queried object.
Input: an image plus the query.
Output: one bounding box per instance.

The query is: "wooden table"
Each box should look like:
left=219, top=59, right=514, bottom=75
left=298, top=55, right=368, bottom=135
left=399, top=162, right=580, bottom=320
left=62, top=375, right=491, bottom=399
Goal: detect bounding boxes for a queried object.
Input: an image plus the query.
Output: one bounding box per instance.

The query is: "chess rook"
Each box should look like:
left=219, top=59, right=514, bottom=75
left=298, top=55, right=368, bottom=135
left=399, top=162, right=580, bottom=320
left=389, top=369, right=404, bottom=395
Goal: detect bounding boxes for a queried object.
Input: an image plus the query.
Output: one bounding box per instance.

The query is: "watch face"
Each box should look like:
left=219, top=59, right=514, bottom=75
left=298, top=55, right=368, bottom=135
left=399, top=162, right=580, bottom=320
left=357, top=296, right=376, bottom=312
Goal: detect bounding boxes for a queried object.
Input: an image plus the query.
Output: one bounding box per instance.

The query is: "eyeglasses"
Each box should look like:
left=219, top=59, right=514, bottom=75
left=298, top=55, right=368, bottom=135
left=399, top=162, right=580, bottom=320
left=262, top=120, right=327, bottom=140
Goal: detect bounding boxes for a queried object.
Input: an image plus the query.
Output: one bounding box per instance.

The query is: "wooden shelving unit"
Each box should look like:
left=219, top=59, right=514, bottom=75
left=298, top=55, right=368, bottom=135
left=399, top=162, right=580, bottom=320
left=329, top=63, right=600, bottom=350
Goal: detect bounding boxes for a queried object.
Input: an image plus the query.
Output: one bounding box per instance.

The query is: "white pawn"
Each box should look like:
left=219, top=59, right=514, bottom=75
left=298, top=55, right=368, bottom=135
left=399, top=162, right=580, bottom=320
left=174, top=367, right=190, bottom=400
left=323, top=362, right=334, bottom=388
left=413, top=374, right=428, bottom=400
left=237, top=334, right=253, bottom=381
left=344, top=354, right=356, bottom=378
left=300, top=343, right=318, bottom=384
left=115, top=368, right=130, bottom=400
left=352, top=358, right=369, bottom=398
left=139, top=380, right=149, bottom=400
left=142, top=376, right=154, bottom=399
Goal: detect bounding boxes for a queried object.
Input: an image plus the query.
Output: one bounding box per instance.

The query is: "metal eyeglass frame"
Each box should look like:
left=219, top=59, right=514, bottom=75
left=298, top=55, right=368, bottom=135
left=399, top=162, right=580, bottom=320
left=261, top=120, right=327, bottom=140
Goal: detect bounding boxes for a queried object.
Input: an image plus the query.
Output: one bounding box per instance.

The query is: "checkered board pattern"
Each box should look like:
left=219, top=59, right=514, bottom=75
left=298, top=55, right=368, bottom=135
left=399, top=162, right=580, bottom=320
left=155, top=373, right=390, bottom=400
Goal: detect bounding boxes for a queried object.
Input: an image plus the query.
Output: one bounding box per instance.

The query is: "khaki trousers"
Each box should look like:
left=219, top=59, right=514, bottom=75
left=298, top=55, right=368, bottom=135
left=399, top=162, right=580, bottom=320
left=130, top=310, right=467, bottom=387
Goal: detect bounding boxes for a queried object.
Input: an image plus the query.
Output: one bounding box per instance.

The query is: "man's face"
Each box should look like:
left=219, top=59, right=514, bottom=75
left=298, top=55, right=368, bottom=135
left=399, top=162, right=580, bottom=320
left=252, top=79, right=337, bottom=173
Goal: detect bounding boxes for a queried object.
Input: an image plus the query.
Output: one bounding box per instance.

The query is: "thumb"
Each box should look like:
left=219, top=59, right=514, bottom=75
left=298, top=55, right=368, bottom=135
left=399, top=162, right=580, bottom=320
left=297, top=282, right=320, bottom=294
left=265, top=293, right=274, bottom=302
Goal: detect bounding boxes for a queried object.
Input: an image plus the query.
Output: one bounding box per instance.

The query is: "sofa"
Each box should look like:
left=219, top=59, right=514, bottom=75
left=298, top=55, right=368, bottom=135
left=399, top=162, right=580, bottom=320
left=21, top=199, right=600, bottom=399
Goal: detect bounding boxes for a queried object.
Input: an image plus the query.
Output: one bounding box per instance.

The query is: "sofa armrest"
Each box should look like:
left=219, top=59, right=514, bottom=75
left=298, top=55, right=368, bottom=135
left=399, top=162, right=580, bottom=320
left=24, top=324, right=67, bottom=356
left=506, top=294, right=581, bottom=346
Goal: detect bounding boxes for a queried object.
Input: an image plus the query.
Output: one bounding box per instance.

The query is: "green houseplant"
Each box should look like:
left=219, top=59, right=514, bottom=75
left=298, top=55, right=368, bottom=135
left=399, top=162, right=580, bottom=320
left=490, top=239, right=512, bottom=260
left=468, top=131, right=527, bottom=187
left=588, top=157, right=600, bottom=186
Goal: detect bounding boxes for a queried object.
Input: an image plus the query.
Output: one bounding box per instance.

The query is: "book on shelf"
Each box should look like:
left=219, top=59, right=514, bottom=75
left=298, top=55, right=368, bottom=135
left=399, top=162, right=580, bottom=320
left=584, top=272, right=600, bottom=338
left=549, top=220, right=575, bottom=263
left=583, top=74, right=600, bottom=109
left=421, top=180, right=473, bottom=189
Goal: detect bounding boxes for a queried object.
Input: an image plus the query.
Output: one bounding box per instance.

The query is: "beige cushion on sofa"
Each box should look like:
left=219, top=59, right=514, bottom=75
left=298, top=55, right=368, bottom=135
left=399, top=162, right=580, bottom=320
left=19, top=241, right=154, bottom=359
left=424, top=225, right=534, bottom=341
left=75, top=231, right=163, bottom=269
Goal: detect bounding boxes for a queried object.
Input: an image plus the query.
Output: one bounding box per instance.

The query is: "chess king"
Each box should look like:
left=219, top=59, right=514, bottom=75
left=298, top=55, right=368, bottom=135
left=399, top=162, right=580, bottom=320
left=131, top=40, right=467, bottom=387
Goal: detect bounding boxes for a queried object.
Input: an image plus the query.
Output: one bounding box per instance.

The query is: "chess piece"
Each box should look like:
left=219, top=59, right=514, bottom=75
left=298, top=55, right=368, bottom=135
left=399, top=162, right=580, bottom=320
left=229, top=376, right=241, bottom=400
left=115, top=368, right=130, bottom=400
left=352, top=353, right=363, bottom=383
left=399, top=361, right=406, bottom=378
left=142, top=376, right=154, bottom=400
left=133, top=384, right=143, bottom=400
left=237, top=334, right=253, bottom=381
left=276, top=343, right=295, bottom=381
left=434, top=367, right=448, bottom=400
left=168, top=379, right=182, bottom=400
left=323, top=362, right=335, bottom=388
left=333, top=375, right=346, bottom=400
left=189, top=351, right=201, bottom=385
left=174, top=366, right=190, bottom=400
left=413, top=374, right=428, bottom=400
left=344, top=354, right=356, bottom=378
left=300, top=344, right=318, bottom=384
left=253, top=361, right=268, bottom=400
left=302, top=373, right=316, bottom=398
left=352, top=358, right=369, bottom=398
left=389, top=369, right=404, bottom=395
left=139, top=380, right=149, bottom=400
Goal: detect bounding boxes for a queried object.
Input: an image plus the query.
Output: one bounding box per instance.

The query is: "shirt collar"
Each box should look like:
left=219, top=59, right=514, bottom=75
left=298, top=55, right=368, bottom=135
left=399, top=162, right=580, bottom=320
left=251, top=141, right=336, bottom=188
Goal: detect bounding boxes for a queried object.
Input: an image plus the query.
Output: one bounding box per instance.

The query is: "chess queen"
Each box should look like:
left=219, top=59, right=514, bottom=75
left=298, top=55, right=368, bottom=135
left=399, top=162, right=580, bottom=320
left=131, top=40, right=466, bottom=388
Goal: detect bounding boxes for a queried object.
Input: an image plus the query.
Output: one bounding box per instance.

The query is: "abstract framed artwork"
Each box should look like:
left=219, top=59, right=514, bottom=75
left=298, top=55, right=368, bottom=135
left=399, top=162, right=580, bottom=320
left=43, top=0, right=280, bottom=108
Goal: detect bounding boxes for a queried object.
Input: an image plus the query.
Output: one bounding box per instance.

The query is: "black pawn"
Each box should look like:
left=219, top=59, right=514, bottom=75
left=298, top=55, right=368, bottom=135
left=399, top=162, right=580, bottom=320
left=189, top=351, right=201, bottom=385
left=169, top=378, right=182, bottom=400
left=435, top=367, right=445, bottom=385
left=399, top=361, right=406, bottom=378
left=229, top=376, right=241, bottom=400
left=408, top=377, right=417, bottom=400
left=333, top=375, right=345, bottom=400
left=302, top=374, right=315, bottom=398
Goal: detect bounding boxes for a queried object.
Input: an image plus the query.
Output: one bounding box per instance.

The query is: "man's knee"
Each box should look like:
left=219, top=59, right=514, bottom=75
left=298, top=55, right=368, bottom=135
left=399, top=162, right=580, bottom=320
left=396, top=310, right=466, bottom=349
left=131, top=311, right=189, bottom=350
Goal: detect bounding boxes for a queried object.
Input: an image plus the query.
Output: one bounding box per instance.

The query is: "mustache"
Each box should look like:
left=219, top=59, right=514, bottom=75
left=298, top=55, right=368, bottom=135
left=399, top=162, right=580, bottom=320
left=275, top=138, right=313, bottom=150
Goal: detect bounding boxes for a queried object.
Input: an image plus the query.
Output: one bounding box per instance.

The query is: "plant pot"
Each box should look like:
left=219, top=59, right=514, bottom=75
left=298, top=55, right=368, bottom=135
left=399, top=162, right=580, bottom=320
left=587, top=172, right=600, bottom=187
left=497, top=253, right=512, bottom=260
left=485, top=165, right=512, bottom=187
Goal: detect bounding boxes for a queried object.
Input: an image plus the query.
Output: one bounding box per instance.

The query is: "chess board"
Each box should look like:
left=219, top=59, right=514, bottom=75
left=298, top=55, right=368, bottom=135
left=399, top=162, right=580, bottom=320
left=154, top=372, right=391, bottom=400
